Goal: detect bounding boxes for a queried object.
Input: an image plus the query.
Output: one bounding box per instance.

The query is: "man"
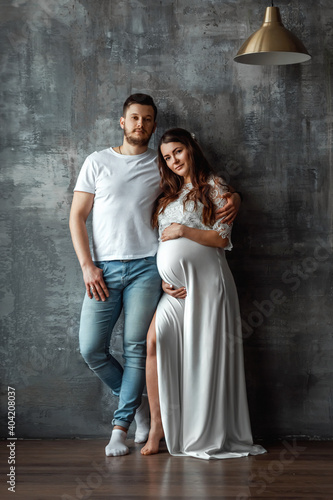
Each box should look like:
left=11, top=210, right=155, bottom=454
left=69, top=93, right=241, bottom=457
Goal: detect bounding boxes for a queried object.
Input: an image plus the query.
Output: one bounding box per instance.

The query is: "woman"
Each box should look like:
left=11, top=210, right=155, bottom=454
left=141, top=128, right=266, bottom=460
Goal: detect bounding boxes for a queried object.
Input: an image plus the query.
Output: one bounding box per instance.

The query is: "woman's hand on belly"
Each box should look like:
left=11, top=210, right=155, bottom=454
left=161, top=223, right=227, bottom=248
left=162, top=280, right=187, bottom=299
left=161, top=223, right=184, bottom=242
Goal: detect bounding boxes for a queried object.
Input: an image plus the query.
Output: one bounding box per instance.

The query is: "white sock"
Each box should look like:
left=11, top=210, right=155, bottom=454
left=105, top=429, right=129, bottom=457
left=134, top=395, right=150, bottom=443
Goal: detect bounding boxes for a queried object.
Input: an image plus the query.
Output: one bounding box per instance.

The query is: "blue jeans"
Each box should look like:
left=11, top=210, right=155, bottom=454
left=79, top=256, right=161, bottom=429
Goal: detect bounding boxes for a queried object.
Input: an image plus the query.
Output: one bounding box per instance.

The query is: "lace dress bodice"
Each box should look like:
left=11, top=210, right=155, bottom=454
left=157, top=176, right=233, bottom=251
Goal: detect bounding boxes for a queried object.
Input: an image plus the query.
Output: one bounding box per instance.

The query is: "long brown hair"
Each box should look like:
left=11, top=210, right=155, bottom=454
left=152, top=128, right=222, bottom=228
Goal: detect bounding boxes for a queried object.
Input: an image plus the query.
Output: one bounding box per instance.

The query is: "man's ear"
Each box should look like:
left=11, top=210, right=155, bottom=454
left=152, top=122, right=157, bottom=134
left=120, top=117, right=125, bottom=129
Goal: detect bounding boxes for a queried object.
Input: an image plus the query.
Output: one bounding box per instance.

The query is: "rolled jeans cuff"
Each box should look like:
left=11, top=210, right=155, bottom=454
left=112, top=419, right=130, bottom=430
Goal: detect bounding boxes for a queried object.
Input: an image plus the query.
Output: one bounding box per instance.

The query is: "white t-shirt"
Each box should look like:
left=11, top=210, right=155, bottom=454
left=74, top=147, right=161, bottom=261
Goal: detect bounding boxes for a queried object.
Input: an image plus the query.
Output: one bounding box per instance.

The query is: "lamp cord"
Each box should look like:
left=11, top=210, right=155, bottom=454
left=271, top=0, right=274, bottom=5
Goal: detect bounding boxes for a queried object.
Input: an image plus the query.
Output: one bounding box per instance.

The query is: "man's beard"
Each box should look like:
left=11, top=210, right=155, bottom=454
left=124, top=126, right=152, bottom=147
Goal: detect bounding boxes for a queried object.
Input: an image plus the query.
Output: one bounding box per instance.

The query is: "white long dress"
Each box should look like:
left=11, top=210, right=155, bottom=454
left=155, top=176, right=266, bottom=460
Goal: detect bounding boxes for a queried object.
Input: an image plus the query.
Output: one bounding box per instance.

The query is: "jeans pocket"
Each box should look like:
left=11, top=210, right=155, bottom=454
left=93, top=261, right=109, bottom=272
left=144, top=255, right=157, bottom=263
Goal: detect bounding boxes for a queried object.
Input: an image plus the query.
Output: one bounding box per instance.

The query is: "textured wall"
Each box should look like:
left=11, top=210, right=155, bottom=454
left=0, top=0, right=332, bottom=439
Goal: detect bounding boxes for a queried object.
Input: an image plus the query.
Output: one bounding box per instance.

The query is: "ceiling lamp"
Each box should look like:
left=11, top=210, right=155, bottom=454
left=234, top=4, right=311, bottom=65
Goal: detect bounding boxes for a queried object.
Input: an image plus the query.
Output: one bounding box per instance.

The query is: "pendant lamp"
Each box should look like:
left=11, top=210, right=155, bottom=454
left=234, top=4, right=311, bottom=65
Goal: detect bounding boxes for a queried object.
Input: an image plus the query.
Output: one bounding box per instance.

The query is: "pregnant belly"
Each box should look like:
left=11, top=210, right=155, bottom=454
left=157, top=238, right=217, bottom=289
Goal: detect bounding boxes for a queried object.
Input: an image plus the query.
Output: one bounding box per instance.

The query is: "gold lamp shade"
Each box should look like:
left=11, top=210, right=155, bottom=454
left=234, top=6, right=311, bottom=65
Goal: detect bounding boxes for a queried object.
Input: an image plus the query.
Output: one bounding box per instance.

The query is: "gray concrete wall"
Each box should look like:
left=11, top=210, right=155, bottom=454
left=0, top=0, right=332, bottom=439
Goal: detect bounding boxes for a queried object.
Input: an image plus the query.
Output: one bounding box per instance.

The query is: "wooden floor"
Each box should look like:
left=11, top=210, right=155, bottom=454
left=1, top=439, right=332, bottom=499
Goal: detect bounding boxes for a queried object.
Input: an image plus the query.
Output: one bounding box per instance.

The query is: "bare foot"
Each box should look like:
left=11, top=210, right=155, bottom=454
left=141, top=422, right=164, bottom=455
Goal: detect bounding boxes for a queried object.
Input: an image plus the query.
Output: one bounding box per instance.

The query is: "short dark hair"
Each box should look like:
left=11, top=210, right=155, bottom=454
left=123, top=93, right=157, bottom=121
